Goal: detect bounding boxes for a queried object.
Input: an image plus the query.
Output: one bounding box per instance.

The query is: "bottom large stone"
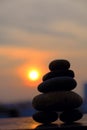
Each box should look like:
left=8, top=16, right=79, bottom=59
left=32, top=91, right=83, bottom=111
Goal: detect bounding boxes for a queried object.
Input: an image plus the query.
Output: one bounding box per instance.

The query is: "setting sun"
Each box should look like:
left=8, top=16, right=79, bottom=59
left=17, top=64, right=47, bottom=87
left=28, top=70, right=40, bottom=81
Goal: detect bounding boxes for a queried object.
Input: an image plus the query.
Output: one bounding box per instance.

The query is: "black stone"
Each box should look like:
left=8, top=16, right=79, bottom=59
left=60, top=109, right=83, bottom=123
left=38, top=77, right=77, bottom=93
left=42, top=70, right=75, bottom=81
left=49, top=59, right=70, bottom=71
left=32, top=91, right=83, bottom=111
left=32, top=111, right=58, bottom=123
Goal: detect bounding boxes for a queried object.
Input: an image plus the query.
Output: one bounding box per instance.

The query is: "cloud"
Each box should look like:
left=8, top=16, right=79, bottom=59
left=0, top=0, right=87, bottom=52
left=0, top=0, right=87, bottom=30
left=0, top=21, right=87, bottom=52
left=0, top=25, right=76, bottom=46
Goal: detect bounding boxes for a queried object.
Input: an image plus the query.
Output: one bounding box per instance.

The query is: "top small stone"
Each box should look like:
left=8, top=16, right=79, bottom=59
left=49, top=59, right=70, bottom=71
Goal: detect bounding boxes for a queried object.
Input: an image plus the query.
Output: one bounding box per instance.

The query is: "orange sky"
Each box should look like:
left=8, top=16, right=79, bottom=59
left=0, top=0, right=87, bottom=103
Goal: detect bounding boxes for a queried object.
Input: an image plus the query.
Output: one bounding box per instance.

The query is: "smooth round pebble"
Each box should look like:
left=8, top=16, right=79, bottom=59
left=32, top=111, right=58, bottom=123
left=42, top=70, right=75, bottom=81
left=49, top=59, right=70, bottom=71
left=32, top=91, right=83, bottom=111
left=60, top=109, right=83, bottom=123
left=38, top=77, right=77, bottom=92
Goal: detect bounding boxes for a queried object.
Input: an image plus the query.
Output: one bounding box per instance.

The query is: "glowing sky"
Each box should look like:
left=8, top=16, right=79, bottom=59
left=0, top=0, right=87, bottom=103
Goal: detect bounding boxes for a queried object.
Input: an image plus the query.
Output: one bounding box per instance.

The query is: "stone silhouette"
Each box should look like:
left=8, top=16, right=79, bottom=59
left=32, top=59, right=83, bottom=123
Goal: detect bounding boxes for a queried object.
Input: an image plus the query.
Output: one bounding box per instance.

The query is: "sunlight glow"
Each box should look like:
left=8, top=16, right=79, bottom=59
left=28, top=70, right=39, bottom=81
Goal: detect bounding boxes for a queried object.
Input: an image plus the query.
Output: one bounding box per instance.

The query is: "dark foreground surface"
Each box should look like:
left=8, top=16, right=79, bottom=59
left=0, top=114, right=87, bottom=130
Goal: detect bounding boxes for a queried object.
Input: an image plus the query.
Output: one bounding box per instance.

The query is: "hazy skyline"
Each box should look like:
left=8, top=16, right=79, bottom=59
left=0, top=0, right=87, bottom=103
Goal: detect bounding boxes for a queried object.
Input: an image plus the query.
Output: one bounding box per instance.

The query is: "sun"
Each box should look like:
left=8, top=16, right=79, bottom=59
left=28, top=70, right=40, bottom=81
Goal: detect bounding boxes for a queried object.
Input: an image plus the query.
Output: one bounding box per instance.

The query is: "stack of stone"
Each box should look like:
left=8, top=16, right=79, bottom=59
left=32, top=59, right=83, bottom=124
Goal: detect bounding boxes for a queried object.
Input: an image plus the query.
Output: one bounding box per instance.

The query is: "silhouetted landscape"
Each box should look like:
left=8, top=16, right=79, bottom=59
left=0, top=83, right=87, bottom=118
left=0, top=101, right=35, bottom=118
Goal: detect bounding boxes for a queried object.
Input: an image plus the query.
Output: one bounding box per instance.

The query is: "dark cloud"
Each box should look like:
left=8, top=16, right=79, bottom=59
left=0, top=27, right=76, bottom=43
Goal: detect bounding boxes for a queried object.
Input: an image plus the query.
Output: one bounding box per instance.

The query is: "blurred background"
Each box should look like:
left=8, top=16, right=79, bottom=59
left=0, top=0, right=87, bottom=118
